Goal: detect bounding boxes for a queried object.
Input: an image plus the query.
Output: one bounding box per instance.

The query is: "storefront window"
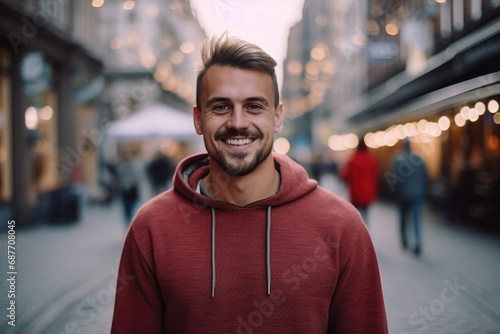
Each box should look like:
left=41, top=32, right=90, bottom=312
left=0, top=45, right=12, bottom=202
left=21, top=52, right=59, bottom=202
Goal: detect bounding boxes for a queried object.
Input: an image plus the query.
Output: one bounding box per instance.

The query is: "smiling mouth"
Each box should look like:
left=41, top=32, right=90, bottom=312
left=224, top=138, right=254, bottom=146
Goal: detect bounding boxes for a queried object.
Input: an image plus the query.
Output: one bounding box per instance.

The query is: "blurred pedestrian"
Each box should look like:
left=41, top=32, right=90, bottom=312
left=146, top=150, right=175, bottom=195
left=115, top=149, right=140, bottom=226
left=390, top=138, right=428, bottom=256
left=340, top=138, right=379, bottom=224
left=311, top=150, right=329, bottom=182
left=111, top=34, right=388, bottom=334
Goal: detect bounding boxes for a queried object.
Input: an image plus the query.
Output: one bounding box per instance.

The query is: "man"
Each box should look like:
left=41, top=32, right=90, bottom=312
left=111, top=35, right=388, bottom=333
left=340, top=138, right=379, bottom=224
left=391, top=138, right=428, bottom=256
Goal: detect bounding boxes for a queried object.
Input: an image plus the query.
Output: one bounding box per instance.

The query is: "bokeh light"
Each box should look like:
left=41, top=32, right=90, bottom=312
left=488, top=99, right=499, bottom=113
left=273, top=137, right=291, bottom=154
left=438, top=116, right=451, bottom=131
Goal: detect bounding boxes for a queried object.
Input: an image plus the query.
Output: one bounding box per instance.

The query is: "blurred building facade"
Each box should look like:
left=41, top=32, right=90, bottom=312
left=91, top=0, right=205, bottom=203
left=0, top=0, right=104, bottom=226
left=97, top=0, right=204, bottom=118
left=0, top=0, right=207, bottom=226
left=282, top=0, right=369, bottom=170
left=282, top=0, right=500, bottom=229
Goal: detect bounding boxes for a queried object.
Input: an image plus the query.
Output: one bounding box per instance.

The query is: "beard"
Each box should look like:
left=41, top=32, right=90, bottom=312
left=209, top=129, right=272, bottom=177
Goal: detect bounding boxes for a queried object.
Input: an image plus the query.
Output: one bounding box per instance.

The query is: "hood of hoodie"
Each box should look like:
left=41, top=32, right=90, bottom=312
left=173, top=152, right=317, bottom=210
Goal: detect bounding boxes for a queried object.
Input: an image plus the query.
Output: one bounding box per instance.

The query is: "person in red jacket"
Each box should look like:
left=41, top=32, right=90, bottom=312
left=340, top=138, right=379, bottom=225
left=111, top=34, right=388, bottom=334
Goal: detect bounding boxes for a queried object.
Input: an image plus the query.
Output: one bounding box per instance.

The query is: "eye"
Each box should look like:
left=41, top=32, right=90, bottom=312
left=212, top=104, right=230, bottom=112
left=247, top=104, right=263, bottom=112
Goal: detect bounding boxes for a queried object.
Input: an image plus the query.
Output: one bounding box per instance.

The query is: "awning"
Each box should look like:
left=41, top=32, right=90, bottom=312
left=345, top=17, right=500, bottom=133
left=105, top=103, right=198, bottom=141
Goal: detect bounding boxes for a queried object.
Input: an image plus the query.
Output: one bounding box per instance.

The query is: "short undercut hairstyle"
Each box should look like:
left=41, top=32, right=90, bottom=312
left=196, top=34, right=280, bottom=109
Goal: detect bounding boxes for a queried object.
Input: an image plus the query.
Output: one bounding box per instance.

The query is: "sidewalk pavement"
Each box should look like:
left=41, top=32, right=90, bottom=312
left=1, top=175, right=500, bottom=333
left=0, top=201, right=128, bottom=334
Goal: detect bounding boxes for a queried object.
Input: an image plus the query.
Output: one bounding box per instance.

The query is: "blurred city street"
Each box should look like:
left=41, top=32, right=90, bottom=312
left=0, top=201, right=126, bottom=334
left=2, top=0, right=500, bottom=333
left=0, top=175, right=499, bottom=334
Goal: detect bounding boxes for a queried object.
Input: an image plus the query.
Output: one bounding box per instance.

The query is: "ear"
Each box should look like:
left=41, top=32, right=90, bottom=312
left=193, top=106, right=203, bottom=135
left=273, top=102, right=284, bottom=133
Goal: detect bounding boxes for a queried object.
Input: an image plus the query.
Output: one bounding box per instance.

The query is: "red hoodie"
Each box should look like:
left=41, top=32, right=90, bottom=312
left=111, top=153, right=388, bottom=334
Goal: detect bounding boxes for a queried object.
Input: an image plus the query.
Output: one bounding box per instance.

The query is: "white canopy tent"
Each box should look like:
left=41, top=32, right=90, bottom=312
left=94, top=103, right=203, bottom=203
left=105, top=103, right=198, bottom=141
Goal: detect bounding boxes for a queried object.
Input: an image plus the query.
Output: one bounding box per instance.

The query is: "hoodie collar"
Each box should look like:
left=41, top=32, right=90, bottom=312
left=173, top=152, right=318, bottom=298
left=173, top=153, right=318, bottom=210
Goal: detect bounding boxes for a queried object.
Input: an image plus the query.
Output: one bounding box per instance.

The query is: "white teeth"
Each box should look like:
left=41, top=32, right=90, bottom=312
left=225, top=138, right=252, bottom=146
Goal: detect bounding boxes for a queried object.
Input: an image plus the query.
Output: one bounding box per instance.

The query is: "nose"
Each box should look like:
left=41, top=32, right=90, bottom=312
left=226, top=106, right=249, bottom=130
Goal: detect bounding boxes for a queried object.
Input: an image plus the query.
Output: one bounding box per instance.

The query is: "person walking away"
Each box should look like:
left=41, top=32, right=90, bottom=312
left=115, top=150, right=140, bottom=226
left=390, top=138, right=428, bottom=256
left=111, top=34, right=388, bottom=334
left=340, top=138, right=378, bottom=224
left=146, top=150, right=175, bottom=195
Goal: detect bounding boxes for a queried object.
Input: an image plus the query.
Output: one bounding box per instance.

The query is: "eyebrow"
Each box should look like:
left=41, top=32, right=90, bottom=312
left=246, top=96, right=271, bottom=106
left=205, top=96, right=271, bottom=107
left=206, top=96, right=231, bottom=107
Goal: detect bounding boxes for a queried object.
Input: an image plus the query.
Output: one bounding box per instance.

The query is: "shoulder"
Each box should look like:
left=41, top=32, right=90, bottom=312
left=302, top=187, right=371, bottom=261
left=315, top=186, right=359, bottom=212
left=289, top=186, right=365, bottom=236
left=130, top=189, right=196, bottom=236
left=319, top=186, right=365, bottom=228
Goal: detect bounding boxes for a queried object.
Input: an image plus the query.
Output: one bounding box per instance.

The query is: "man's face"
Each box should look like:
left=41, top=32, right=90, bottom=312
left=194, top=65, right=284, bottom=177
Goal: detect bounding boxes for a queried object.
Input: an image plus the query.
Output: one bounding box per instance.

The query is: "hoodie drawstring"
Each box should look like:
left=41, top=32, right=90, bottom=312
left=211, top=207, right=216, bottom=298
left=210, top=206, right=272, bottom=298
left=266, top=206, right=272, bottom=296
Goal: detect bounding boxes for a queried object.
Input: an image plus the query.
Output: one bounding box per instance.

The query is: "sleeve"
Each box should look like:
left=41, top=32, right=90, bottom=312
left=111, top=226, right=165, bottom=334
left=328, top=225, right=388, bottom=333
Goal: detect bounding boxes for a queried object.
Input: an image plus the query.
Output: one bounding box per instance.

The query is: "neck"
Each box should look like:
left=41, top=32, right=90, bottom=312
left=203, top=155, right=280, bottom=207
